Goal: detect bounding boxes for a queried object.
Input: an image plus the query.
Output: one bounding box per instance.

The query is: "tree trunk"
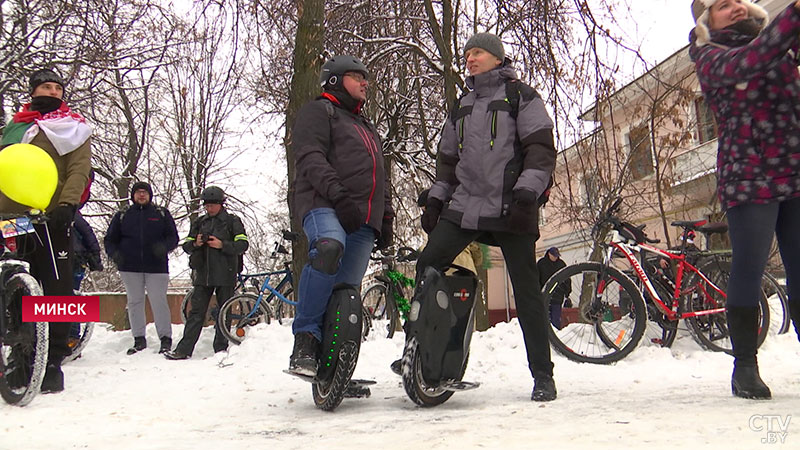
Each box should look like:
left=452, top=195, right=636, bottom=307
left=284, top=0, right=325, bottom=288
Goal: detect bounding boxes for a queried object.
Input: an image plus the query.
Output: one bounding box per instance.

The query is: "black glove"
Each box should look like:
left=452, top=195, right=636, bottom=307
left=376, top=215, right=394, bottom=250
left=88, top=252, right=104, bottom=272
left=507, top=189, right=536, bottom=234
left=50, top=204, right=76, bottom=229
left=333, top=196, right=362, bottom=234
left=421, top=198, right=443, bottom=234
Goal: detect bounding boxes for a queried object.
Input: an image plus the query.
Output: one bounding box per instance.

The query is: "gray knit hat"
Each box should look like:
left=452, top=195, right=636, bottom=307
left=464, top=32, right=505, bottom=61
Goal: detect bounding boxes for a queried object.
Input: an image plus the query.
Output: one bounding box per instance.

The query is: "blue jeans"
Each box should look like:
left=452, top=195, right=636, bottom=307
left=292, top=208, right=375, bottom=340
left=726, top=197, right=800, bottom=309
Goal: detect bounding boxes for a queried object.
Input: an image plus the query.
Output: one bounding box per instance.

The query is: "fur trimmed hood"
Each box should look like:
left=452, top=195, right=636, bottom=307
left=691, top=0, right=768, bottom=47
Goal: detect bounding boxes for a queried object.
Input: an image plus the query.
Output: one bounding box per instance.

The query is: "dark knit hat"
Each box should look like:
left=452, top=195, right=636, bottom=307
left=130, top=181, right=153, bottom=201
left=547, top=247, right=560, bottom=258
left=464, top=32, right=505, bottom=61
left=29, top=69, right=65, bottom=95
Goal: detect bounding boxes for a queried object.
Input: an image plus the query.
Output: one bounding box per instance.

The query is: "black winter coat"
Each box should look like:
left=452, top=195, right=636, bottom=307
left=104, top=202, right=179, bottom=273
left=537, top=255, right=569, bottom=297
left=183, top=208, right=248, bottom=287
left=291, top=92, right=393, bottom=234
left=73, top=211, right=102, bottom=271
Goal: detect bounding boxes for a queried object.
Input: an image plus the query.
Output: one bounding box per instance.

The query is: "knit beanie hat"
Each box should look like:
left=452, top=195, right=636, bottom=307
left=691, top=0, right=768, bottom=47
left=29, top=69, right=65, bottom=95
left=130, top=181, right=153, bottom=201
left=464, top=32, right=505, bottom=61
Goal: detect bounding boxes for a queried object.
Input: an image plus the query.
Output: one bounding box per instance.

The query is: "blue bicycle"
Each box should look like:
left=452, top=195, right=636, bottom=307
left=217, top=234, right=297, bottom=345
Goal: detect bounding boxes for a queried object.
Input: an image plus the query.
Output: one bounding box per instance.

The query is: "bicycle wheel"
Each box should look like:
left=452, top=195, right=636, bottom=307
left=63, top=322, right=94, bottom=364
left=762, top=272, right=790, bottom=335
left=362, top=284, right=395, bottom=338
left=180, top=288, right=194, bottom=323
left=641, top=278, right=678, bottom=348
left=216, top=294, right=271, bottom=345
left=685, top=260, right=769, bottom=353
left=543, top=262, right=647, bottom=364
left=1, top=273, right=48, bottom=406
left=275, top=287, right=295, bottom=326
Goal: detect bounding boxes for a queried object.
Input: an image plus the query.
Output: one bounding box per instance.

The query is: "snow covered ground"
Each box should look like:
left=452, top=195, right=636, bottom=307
left=2, top=319, right=798, bottom=449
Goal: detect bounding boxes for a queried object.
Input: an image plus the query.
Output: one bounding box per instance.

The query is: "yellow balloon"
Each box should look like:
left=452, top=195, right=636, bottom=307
left=0, top=143, right=58, bottom=210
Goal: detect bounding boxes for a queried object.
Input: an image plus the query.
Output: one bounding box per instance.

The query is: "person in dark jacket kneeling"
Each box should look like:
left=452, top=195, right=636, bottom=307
left=165, top=186, right=249, bottom=360
left=287, top=55, right=394, bottom=377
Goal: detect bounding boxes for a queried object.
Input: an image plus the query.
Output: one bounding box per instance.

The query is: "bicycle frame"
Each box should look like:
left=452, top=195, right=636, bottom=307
left=243, top=265, right=296, bottom=320
left=601, top=230, right=727, bottom=321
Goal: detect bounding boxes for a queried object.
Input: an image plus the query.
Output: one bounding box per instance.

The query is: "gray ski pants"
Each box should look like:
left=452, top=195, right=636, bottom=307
left=120, top=271, right=172, bottom=339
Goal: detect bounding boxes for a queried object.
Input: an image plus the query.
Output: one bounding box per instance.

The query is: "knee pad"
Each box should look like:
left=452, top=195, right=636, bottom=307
left=310, top=238, right=343, bottom=275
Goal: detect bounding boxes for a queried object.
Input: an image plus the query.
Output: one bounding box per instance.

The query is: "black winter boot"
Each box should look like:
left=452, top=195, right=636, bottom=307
left=727, top=306, right=771, bottom=400
left=531, top=375, right=557, bottom=402
left=158, top=337, right=172, bottom=354
left=40, top=363, right=64, bottom=394
left=126, top=336, right=147, bottom=355
left=288, top=332, right=319, bottom=377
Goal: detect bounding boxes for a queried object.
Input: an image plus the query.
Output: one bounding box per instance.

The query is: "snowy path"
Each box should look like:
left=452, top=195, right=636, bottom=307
left=2, top=320, right=798, bottom=449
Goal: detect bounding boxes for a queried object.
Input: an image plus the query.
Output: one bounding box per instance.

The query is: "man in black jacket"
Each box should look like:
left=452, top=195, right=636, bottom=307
left=287, top=55, right=394, bottom=377
left=537, top=247, right=569, bottom=329
left=105, top=181, right=179, bottom=354
left=165, top=186, right=249, bottom=360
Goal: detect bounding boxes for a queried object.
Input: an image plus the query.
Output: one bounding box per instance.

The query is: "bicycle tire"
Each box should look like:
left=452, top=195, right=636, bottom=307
left=761, top=272, right=790, bottom=335
left=216, top=294, right=271, bottom=345
left=63, top=322, right=94, bottom=364
left=685, top=259, right=769, bottom=353
left=180, top=288, right=193, bottom=324
left=544, top=262, right=647, bottom=364
left=362, top=283, right=396, bottom=338
left=641, top=278, right=678, bottom=348
left=275, top=287, right=295, bottom=326
left=1, top=273, right=48, bottom=406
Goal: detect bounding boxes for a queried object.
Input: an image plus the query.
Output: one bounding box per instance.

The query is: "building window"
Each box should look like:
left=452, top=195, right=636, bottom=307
left=626, top=123, right=654, bottom=180
left=694, top=96, right=717, bottom=144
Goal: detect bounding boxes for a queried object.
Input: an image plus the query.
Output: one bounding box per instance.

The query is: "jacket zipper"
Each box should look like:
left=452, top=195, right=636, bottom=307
left=354, top=123, right=377, bottom=224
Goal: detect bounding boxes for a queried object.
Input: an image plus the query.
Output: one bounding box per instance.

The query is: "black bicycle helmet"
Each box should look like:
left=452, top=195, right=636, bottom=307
left=319, top=55, right=369, bottom=89
left=201, top=186, right=226, bottom=204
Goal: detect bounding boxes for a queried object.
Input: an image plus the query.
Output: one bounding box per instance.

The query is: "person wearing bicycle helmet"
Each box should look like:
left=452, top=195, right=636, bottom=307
left=287, top=55, right=394, bottom=377
left=0, top=68, right=91, bottom=393
left=165, top=186, right=249, bottom=360
left=416, top=33, right=557, bottom=401
left=690, top=0, right=800, bottom=399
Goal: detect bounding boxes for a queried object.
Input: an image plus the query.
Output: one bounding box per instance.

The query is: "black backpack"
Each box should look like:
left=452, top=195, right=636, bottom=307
left=450, top=80, right=553, bottom=207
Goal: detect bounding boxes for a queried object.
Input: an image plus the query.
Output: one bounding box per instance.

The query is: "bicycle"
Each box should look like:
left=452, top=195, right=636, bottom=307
left=362, top=246, right=419, bottom=339
left=0, top=214, right=48, bottom=406
left=216, top=232, right=298, bottom=345
left=543, top=198, right=769, bottom=364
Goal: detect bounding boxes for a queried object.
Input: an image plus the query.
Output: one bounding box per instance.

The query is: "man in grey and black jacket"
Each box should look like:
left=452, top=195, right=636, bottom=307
left=417, top=33, right=557, bottom=401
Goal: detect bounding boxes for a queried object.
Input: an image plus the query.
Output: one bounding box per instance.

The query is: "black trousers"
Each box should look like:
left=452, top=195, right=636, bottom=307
left=20, top=223, right=73, bottom=364
left=417, top=219, right=554, bottom=379
left=175, top=285, right=233, bottom=355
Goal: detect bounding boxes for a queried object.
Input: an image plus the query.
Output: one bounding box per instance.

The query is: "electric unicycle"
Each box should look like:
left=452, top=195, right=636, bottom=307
left=401, top=265, right=480, bottom=407
left=285, top=284, right=374, bottom=411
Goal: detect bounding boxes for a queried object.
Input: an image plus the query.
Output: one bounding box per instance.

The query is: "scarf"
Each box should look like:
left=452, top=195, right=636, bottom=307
left=1, top=101, right=91, bottom=155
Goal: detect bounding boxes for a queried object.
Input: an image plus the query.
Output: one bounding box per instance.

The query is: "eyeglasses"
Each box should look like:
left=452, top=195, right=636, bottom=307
left=344, top=72, right=367, bottom=83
